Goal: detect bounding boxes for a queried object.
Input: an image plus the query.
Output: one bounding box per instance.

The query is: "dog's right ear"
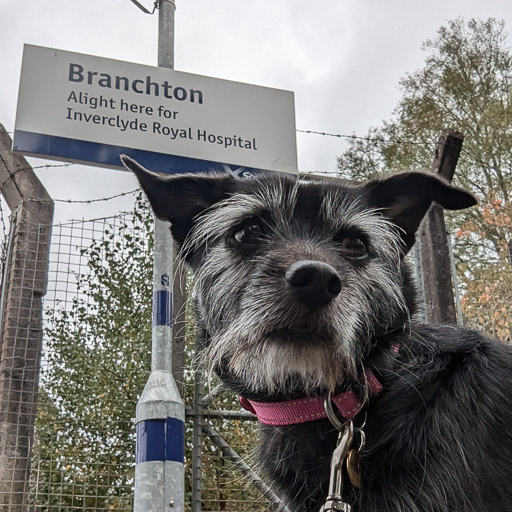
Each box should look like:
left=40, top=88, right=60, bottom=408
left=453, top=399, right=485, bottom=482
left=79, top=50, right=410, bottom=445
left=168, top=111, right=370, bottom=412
left=121, top=155, right=235, bottom=247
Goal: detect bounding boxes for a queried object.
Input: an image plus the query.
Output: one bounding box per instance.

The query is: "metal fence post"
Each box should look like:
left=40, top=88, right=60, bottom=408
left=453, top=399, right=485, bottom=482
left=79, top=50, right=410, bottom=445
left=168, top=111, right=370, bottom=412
left=134, top=218, right=185, bottom=511
left=191, top=369, right=204, bottom=512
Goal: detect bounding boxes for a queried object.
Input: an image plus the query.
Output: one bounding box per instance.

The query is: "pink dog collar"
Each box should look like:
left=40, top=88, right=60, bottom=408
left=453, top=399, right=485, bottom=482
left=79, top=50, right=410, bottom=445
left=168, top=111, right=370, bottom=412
left=239, top=369, right=382, bottom=426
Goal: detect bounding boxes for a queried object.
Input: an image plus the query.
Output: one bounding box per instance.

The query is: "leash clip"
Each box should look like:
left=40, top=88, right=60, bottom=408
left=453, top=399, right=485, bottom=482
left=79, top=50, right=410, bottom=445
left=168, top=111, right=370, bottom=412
left=319, top=419, right=354, bottom=512
left=320, top=391, right=368, bottom=511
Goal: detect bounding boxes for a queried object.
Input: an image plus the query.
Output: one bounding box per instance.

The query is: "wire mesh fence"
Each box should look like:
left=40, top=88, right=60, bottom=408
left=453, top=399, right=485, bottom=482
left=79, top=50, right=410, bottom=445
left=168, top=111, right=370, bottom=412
left=0, top=194, right=280, bottom=511
left=458, top=257, right=512, bottom=342
left=187, top=378, right=286, bottom=512
left=0, top=189, right=509, bottom=511
left=29, top=207, right=154, bottom=511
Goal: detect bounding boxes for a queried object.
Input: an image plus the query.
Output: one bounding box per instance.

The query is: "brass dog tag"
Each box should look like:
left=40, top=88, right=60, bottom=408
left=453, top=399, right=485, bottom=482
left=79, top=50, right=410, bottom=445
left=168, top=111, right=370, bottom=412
left=346, top=449, right=362, bottom=488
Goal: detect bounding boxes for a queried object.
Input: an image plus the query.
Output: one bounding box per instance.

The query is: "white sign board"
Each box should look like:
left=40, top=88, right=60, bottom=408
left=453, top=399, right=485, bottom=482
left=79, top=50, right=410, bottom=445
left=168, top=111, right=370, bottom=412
left=14, top=45, right=297, bottom=175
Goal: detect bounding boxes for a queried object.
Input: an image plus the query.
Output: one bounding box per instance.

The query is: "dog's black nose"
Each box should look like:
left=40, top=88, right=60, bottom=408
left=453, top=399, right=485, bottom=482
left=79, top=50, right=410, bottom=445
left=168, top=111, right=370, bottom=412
left=285, top=260, right=342, bottom=310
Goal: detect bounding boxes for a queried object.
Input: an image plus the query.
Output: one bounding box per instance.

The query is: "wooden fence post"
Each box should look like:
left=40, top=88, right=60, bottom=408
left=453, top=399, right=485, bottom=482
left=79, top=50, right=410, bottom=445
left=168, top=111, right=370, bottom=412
left=0, top=124, right=54, bottom=511
left=418, top=129, right=464, bottom=324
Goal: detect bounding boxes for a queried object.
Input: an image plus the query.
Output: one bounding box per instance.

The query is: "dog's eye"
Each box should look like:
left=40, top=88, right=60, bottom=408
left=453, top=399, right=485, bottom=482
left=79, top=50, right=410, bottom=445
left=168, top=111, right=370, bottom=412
left=337, top=236, right=368, bottom=260
left=232, top=222, right=265, bottom=246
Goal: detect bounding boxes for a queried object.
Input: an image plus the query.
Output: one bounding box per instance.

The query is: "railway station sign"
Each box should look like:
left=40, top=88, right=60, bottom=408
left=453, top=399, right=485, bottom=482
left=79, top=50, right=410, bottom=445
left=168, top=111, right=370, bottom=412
left=14, top=45, right=297, bottom=175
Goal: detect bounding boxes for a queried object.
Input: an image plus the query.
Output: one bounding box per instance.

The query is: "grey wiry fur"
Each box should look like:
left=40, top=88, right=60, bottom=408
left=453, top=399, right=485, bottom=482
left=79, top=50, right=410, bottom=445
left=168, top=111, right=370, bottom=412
left=187, top=179, right=408, bottom=396
left=122, top=155, right=512, bottom=512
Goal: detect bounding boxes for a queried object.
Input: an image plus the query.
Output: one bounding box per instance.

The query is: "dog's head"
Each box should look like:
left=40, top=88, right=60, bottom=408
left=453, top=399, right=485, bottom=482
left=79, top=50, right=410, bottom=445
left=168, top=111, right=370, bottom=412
left=122, top=156, right=476, bottom=397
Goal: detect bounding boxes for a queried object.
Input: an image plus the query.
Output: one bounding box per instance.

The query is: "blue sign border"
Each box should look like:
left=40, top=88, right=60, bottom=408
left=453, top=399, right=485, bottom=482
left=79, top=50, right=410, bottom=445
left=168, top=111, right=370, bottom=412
left=13, top=130, right=263, bottom=175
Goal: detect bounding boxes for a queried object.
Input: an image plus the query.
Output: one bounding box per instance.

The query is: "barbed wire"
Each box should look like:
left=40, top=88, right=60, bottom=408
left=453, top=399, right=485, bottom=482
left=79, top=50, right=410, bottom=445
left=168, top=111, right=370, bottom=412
left=32, top=163, right=74, bottom=170
left=7, top=129, right=426, bottom=147
left=302, top=170, right=348, bottom=176
left=0, top=165, right=78, bottom=196
left=46, top=177, right=512, bottom=206
left=296, top=129, right=427, bottom=146
left=5, top=130, right=507, bottom=205
left=53, top=189, right=139, bottom=205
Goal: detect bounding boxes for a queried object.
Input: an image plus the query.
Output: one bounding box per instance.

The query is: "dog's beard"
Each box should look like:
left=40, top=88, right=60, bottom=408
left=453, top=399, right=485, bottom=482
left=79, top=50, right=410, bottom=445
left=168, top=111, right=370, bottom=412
left=217, top=340, right=350, bottom=395
left=200, top=322, right=358, bottom=396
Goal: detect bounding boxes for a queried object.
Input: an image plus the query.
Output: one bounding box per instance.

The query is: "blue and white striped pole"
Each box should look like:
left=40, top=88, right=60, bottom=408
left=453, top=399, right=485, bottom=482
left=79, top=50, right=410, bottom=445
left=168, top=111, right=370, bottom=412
left=134, top=217, right=184, bottom=511
left=134, top=1, right=184, bottom=510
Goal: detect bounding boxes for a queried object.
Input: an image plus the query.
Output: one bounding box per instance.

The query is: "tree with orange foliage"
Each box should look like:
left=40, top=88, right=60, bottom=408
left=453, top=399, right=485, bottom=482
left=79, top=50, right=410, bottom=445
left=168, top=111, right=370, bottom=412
left=337, top=18, right=512, bottom=339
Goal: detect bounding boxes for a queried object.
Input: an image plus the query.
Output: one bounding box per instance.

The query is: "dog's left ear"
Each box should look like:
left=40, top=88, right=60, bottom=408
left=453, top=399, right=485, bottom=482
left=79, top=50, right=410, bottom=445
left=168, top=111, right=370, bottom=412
left=121, top=155, right=236, bottom=249
left=364, top=172, right=477, bottom=252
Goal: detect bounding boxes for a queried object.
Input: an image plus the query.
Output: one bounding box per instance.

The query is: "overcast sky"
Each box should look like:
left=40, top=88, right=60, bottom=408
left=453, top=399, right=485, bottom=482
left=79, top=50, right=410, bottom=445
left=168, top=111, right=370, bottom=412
left=1, top=0, right=511, bottom=222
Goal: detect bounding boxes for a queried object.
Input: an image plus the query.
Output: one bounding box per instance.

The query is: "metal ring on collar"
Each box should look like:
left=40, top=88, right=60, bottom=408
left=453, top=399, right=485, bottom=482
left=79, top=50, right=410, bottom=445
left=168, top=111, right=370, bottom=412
left=324, top=390, right=351, bottom=431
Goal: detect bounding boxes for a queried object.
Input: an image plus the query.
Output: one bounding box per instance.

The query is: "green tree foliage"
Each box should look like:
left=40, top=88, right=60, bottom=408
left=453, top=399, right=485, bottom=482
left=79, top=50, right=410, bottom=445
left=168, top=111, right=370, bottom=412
left=336, top=18, right=512, bottom=339
left=32, top=194, right=271, bottom=510
left=33, top=195, right=154, bottom=510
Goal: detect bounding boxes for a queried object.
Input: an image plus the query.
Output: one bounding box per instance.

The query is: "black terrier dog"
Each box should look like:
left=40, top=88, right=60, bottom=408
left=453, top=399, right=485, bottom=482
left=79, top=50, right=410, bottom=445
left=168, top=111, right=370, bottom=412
left=122, top=155, right=512, bottom=512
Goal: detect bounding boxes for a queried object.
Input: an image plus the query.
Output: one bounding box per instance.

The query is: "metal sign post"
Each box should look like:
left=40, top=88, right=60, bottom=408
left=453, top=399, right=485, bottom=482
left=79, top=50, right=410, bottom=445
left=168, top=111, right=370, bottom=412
left=134, top=2, right=185, bottom=511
